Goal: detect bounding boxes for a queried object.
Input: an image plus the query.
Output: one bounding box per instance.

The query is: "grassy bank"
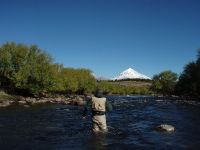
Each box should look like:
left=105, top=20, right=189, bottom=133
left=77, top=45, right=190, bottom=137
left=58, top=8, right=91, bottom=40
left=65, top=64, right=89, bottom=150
left=109, top=79, right=152, bottom=87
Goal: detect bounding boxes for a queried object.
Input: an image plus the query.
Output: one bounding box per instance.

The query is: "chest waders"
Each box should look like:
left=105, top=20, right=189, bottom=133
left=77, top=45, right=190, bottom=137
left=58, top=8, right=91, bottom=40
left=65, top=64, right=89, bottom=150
left=91, top=97, right=107, bottom=132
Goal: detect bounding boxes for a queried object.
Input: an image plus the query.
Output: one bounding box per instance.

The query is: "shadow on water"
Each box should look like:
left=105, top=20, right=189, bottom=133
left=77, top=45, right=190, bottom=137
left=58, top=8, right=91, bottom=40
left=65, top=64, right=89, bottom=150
left=0, top=96, right=200, bottom=149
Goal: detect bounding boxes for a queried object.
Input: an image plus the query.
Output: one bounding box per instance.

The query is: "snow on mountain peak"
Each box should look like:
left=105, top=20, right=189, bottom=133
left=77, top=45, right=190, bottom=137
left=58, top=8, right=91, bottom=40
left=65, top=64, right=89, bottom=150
left=112, top=67, right=151, bottom=80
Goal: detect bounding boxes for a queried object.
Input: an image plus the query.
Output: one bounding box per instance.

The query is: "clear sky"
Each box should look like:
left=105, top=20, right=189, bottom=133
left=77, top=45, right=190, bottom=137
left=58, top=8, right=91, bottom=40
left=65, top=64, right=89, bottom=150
left=0, top=0, right=199, bottom=78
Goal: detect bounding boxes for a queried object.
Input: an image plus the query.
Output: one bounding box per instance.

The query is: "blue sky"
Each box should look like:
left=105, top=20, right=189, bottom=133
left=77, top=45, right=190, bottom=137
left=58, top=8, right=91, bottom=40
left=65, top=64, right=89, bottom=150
left=0, top=0, right=200, bottom=78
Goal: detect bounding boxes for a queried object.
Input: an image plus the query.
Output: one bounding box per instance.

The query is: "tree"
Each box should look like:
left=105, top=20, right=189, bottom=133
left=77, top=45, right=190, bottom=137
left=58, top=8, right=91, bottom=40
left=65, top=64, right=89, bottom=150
left=0, top=42, right=29, bottom=90
left=60, top=68, right=96, bottom=94
left=152, top=70, right=178, bottom=95
left=0, top=42, right=57, bottom=95
left=176, top=49, right=200, bottom=96
left=76, top=69, right=96, bottom=94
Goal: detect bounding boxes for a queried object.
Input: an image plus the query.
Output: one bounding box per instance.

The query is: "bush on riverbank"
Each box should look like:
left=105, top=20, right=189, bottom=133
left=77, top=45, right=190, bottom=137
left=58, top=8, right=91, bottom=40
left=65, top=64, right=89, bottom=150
left=151, top=70, right=178, bottom=96
left=0, top=42, right=96, bottom=96
left=175, top=50, right=200, bottom=97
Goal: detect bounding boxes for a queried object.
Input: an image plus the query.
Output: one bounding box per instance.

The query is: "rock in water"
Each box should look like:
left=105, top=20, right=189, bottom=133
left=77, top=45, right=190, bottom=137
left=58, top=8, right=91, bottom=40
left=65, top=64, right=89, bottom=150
left=156, top=124, right=175, bottom=132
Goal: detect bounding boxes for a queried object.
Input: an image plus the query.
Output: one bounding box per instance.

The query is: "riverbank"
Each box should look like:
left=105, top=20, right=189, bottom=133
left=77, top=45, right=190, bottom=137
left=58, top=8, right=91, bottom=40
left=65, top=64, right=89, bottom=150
left=0, top=90, right=199, bottom=108
left=0, top=91, right=86, bottom=108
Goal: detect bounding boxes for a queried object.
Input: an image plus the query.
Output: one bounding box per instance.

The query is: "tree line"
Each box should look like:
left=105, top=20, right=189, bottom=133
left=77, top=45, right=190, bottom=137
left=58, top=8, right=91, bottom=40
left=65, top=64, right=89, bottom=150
left=0, top=42, right=199, bottom=98
left=0, top=42, right=152, bottom=96
left=0, top=42, right=96, bottom=96
left=151, top=49, right=200, bottom=98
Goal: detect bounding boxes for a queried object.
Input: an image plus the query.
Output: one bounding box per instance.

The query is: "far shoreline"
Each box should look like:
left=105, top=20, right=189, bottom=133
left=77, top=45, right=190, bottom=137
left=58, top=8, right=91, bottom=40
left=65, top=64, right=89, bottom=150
left=0, top=91, right=199, bottom=108
left=0, top=91, right=86, bottom=108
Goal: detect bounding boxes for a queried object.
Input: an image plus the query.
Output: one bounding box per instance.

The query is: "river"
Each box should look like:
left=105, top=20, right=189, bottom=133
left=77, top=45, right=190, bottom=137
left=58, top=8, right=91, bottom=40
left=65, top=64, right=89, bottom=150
left=0, top=96, right=200, bottom=150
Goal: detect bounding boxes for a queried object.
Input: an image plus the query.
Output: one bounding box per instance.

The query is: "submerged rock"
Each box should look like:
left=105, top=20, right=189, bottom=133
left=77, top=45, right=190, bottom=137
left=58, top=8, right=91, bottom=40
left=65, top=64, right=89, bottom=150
left=156, top=124, right=175, bottom=132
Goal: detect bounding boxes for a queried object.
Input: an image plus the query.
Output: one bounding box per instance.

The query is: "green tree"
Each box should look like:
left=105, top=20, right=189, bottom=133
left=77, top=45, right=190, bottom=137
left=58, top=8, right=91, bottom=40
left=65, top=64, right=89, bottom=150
left=0, top=42, right=57, bottom=95
left=60, top=68, right=79, bottom=93
left=14, top=45, right=56, bottom=95
left=48, top=64, right=65, bottom=92
left=152, top=70, right=178, bottom=95
left=176, top=49, right=200, bottom=96
left=0, top=42, right=29, bottom=90
left=60, top=68, right=96, bottom=94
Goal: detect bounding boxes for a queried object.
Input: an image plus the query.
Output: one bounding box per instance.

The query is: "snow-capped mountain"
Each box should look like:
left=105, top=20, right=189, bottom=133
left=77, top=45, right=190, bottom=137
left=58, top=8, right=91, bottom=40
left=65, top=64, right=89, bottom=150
left=112, top=68, right=151, bottom=80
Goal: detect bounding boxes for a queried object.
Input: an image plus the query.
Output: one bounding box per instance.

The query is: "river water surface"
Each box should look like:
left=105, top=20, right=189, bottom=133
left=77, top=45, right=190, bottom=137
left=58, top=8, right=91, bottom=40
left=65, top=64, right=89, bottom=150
left=0, top=96, right=200, bottom=150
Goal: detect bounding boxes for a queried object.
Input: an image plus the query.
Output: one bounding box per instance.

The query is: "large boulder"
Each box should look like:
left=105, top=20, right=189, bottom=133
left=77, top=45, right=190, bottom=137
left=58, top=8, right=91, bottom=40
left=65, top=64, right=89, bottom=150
left=0, top=101, right=11, bottom=107
left=18, top=100, right=27, bottom=105
left=156, top=124, right=175, bottom=132
left=71, top=96, right=85, bottom=106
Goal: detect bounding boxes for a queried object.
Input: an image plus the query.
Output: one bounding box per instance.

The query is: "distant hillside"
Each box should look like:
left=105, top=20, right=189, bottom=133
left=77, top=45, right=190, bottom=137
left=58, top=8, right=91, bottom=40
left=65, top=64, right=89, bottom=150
left=108, top=79, right=152, bottom=87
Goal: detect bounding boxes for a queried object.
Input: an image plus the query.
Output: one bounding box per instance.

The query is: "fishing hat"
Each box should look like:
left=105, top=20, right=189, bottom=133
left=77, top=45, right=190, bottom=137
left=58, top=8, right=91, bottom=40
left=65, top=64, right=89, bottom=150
left=95, top=89, right=103, bottom=98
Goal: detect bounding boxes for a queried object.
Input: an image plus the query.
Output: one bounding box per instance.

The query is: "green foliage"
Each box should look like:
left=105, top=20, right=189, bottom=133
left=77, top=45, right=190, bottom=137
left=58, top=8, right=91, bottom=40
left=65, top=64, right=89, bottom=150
left=0, top=42, right=30, bottom=90
left=0, top=42, right=96, bottom=96
left=0, top=41, right=153, bottom=96
left=176, top=50, right=200, bottom=96
left=59, top=68, right=96, bottom=94
left=151, top=70, right=178, bottom=95
left=0, top=42, right=56, bottom=95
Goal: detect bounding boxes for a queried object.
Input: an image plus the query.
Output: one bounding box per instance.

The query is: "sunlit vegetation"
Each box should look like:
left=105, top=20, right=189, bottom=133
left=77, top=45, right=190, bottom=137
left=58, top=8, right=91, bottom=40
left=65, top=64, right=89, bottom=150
left=0, top=42, right=199, bottom=98
left=0, top=42, right=151, bottom=96
left=151, top=70, right=178, bottom=96
left=151, top=50, right=200, bottom=97
left=97, top=80, right=152, bottom=95
left=0, top=42, right=96, bottom=96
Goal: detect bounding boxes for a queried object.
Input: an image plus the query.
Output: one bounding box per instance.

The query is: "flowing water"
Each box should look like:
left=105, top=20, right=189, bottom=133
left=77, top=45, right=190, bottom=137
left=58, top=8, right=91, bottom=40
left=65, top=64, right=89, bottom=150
left=0, top=96, right=200, bottom=150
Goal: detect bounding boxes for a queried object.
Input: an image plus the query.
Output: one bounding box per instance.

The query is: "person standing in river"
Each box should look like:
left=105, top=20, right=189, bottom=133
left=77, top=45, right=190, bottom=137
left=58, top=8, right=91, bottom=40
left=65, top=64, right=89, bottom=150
left=82, top=90, right=112, bottom=133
